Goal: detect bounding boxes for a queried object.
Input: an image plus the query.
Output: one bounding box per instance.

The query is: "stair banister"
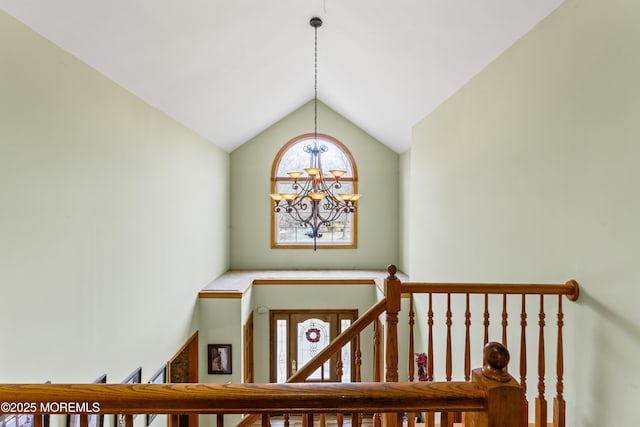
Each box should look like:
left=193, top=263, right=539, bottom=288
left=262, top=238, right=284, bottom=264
left=0, top=343, right=521, bottom=427
left=383, top=265, right=402, bottom=427
left=289, top=298, right=387, bottom=382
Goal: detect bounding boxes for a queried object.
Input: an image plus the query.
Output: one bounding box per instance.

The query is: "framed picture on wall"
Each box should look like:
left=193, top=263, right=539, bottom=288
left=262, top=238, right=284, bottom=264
left=88, top=374, right=106, bottom=427
left=146, top=365, right=166, bottom=426
left=122, top=367, right=142, bottom=385
left=114, top=368, right=142, bottom=427
left=0, top=414, right=34, bottom=427
left=68, top=375, right=105, bottom=427
left=208, top=344, right=232, bottom=374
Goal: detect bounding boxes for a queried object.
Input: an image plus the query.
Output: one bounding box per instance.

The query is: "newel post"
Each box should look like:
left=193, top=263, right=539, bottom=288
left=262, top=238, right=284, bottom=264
left=383, top=265, right=402, bottom=427
left=384, top=264, right=401, bottom=383
left=466, top=342, right=523, bottom=427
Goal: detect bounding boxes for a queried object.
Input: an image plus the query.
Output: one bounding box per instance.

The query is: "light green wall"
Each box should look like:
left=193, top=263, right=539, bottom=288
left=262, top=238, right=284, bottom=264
left=0, top=9, right=229, bottom=386
left=398, top=150, right=411, bottom=274
left=411, top=0, right=640, bottom=425
left=229, top=101, right=399, bottom=270
left=198, top=298, right=242, bottom=427
left=199, top=299, right=242, bottom=383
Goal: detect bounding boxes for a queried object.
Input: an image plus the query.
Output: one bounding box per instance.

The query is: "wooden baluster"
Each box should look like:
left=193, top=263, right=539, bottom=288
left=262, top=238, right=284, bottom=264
left=373, top=318, right=381, bottom=383
left=80, top=415, right=88, bottom=427
left=373, top=412, right=381, bottom=427
left=351, top=413, right=362, bottom=427
left=446, top=293, right=452, bottom=382
left=426, top=293, right=435, bottom=427
left=355, top=333, right=362, bottom=383
left=483, top=293, right=490, bottom=345
left=217, top=414, right=224, bottom=427
left=262, top=413, right=270, bottom=427
left=453, top=413, right=462, bottom=424
left=336, top=349, right=344, bottom=383
left=427, top=293, right=434, bottom=382
left=456, top=293, right=472, bottom=427
left=284, top=414, right=290, bottom=427
left=320, top=413, right=326, bottom=427
left=520, top=294, right=528, bottom=427
left=536, top=295, right=547, bottom=427
left=445, top=293, right=453, bottom=381
left=337, top=413, right=344, bottom=427
left=464, top=293, right=471, bottom=382
left=34, top=415, right=43, bottom=427
left=409, top=293, right=415, bottom=382
left=306, top=413, right=314, bottom=427
left=554, top=295, right=566, bottom=427
left=502, top=294, right=508, bottom=347
left=125, top=414, right=134, bottom=427
left=408, top=293, right=415, bottom=427
left=440, top=413, right=450, bottom=427
left=445, top=293, right=454, bottom=427
left=373, top=318, right=382, bottom=427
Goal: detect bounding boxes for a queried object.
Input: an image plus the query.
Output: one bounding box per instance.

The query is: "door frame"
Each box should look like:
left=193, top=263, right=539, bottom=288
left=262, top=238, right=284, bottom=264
left=243, top=311, right=254, bottom=383
left=269, top=309, right=358, bottom=383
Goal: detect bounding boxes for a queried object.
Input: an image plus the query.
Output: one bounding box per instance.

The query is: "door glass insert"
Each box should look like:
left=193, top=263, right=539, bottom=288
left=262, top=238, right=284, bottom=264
left=340, top=319, right=352, bottom=383
left=276, top=319, right=288, bottom=383
left=297, top=318, right=331, bottom=380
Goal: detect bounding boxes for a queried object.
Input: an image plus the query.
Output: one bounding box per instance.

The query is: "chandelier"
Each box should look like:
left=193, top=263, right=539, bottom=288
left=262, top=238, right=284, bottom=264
left=270, top=17, right=361, bottom=250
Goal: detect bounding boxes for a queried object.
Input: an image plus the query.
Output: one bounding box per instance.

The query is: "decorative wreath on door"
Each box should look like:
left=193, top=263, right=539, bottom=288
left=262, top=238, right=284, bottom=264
left=305, top=327, right=321, bottom=343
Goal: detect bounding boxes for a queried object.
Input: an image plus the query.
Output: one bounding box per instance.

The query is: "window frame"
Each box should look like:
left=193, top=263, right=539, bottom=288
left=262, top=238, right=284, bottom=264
left=270, top=133, right=359, bottom=249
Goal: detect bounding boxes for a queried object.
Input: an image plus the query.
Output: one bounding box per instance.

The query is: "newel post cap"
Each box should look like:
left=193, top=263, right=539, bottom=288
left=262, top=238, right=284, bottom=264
left=386, top=264, right=397, bottom=279
left=482, top=342, right=511, bottom=382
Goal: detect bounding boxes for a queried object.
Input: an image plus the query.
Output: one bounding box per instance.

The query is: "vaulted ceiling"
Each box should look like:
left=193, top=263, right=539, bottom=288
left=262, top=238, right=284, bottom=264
left=0, top=0, right=563, bottom=153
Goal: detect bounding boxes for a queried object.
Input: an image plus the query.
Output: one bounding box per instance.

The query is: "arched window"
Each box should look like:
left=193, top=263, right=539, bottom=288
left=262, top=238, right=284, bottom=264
left=271, top=133, right=359, bottom=249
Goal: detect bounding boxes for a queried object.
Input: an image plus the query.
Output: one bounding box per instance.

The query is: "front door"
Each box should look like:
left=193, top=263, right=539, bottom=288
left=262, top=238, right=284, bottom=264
left=270, top=310, right=357, bottom=383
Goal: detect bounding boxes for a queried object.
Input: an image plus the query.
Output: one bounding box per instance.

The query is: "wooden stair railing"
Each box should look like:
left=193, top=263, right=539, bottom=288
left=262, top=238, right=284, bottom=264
left=383, top=265, right=579, bottom=427
left=290, top=298, right=387, bottom=383
left=236, top=298, right=387, bottom=427
left=0, top=343, right=521, bottom=427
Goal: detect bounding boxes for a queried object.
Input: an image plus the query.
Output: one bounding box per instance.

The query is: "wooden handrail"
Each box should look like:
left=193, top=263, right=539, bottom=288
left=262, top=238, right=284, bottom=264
left=385, top=265, right=579, bottom=427
left=0, top=381, right=486, bottom=414
left=288, top=298, right=387, bottom=382
left=400, top=280, right=579, bottom=301
left=0, top=343, right=522, bottom=427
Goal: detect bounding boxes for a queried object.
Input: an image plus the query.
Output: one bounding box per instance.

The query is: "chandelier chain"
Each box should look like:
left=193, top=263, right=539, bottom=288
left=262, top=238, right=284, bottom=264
left=314, top=22, right=318, bottom=142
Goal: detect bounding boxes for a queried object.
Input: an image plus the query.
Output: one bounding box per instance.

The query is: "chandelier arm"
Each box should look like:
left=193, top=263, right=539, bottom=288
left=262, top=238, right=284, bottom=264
left=286, top=199, right=323, bottom=227
left=314, top=199, right=348, bottom=223
left=315, top=174, right=345, bottom=196
left=321, top=194, right=350, bottom=214
left=297, top=177, right=316, bottom=195
left=316, top=206, right=347, bottom=224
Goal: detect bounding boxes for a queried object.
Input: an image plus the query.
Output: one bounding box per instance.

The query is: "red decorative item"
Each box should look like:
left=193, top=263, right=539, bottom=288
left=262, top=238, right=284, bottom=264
left=305, top=327, right=321, bottom=343
left=415, top=353, right=428, bottom=381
